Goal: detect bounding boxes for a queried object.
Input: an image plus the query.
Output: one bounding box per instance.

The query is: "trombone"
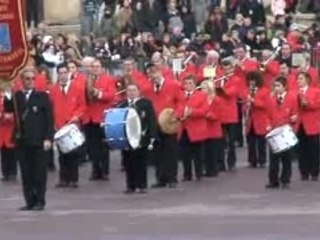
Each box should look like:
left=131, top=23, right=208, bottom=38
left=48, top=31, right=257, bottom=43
left=259, top=46, right=281, bottom=72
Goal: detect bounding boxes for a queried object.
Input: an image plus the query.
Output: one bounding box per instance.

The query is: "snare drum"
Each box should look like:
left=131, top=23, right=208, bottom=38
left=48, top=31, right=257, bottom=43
left=266, top=124, right=298, bottom=154
left=54, top=124, right=85, bottom=154
left=103, top=108, right=142, bottom=150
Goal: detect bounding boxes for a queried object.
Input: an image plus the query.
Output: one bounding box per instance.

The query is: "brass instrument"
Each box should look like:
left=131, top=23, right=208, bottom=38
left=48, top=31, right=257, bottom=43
left=244, top=85, right=257, bottom=126
left=86, top=73, right=97, bottom=104
left=259, top=47, right=281, bottom=72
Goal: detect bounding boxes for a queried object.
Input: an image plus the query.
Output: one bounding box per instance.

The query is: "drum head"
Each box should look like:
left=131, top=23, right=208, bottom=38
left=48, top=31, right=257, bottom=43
left=125, top=108, right=142, bottom=149
left=54, top=124, right=76, bottom=140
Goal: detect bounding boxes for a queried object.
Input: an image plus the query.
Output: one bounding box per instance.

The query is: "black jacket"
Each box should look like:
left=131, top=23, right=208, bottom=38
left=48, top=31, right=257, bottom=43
left=118, top=98, right=157, bottom=149
left=14, top=90, right=54, bottom=147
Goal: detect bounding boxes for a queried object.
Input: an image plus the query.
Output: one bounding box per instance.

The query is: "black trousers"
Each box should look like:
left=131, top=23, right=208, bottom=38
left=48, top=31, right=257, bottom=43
left=45, top=148, right=55, bottom=171
left=1, top=147, right=17, bottom=179
left=16, top=145, right=47, bottom=207
left=298, top=127, right=320, bottom=178
left=180, top=131, right=203, bottom=180
left=268, top=149, right=292, bottom=185
left=246, top=128, right=266, bottom=166
left=154, top=131, right=178, bottom=184
left=84, top=123, right=109, bottom=178
left=235, top=101, right=244, bottom=146
left=222, top=123, right=237, bottom=169
left=58, top=148, right=80, bottom=184
left=123, top=148, right=148, bottom=190
left=204, top=138, right=224, bottom=176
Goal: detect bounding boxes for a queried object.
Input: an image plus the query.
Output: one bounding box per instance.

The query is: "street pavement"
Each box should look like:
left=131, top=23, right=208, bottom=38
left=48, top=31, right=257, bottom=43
left=1, top=147, right=320, bottom=239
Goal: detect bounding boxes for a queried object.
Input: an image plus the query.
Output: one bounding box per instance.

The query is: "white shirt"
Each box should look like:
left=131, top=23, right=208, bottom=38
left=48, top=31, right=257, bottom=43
left=185, top=91, right=194, bottom=98
left=4, top=91, right=12, bottom=100
left=154, top=78, right=165, bottom=92
left=24, top=89, right=33, bottom=101
left=300, top=86, right=308, bottom=95
left=278, top=91, right=287, bottom=102
left=127, top=97, right=140, bottom=106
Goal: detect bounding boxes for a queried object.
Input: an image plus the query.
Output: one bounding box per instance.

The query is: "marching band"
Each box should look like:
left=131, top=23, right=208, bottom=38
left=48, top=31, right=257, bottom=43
left=1, top=45, right=320, bottom=211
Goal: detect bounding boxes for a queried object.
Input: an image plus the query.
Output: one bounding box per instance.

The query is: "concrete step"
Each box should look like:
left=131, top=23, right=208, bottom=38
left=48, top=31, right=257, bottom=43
left=40, top=24, right=81, bottom=36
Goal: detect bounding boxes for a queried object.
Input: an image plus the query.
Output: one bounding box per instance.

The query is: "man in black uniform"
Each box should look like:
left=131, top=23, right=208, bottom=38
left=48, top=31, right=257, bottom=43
left=118, top=83, right=157, bottom=194
left=14, top=68, right=54, bottom=211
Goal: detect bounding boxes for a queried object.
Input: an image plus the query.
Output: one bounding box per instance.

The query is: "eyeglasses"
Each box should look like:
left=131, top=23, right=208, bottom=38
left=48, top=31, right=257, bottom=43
left=24, top=77, right=35, bottom=80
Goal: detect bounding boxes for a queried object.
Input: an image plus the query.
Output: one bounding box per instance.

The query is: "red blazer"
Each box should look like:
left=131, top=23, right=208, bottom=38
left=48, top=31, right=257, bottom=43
left=143, top=79, right=184, bottom=119
left=178, top=91, right=209, bottom=142
left=234, top=58, right=259, bottom=92
left=267, top=91, right=299, bottom=132
left=161, top=67, right=175, bottom=82
left=206, top=95, right=223, bottom=139
left=0, top=93, right=15, bottom=148
left=217, top=75, right=241, bottom=124
left=306, top=67, right=319, bottom=88
left=244, top=87, right=270, bottom=135
left=298, top=87, right=320, bottom=135
left=130, top=70, right=151, bottom=95
left=82, top=74, right=116, bottom=124
left=286, top=72, right=299, bottom=92
left=71, top=72, right=86, bottom=92
left=262, top=60, right=280, bottom=90
left=177, top=64, right=197, bottom=82
left=196, top=64, right=224, bottom=83
left=50, top=82, right=86, bottom=130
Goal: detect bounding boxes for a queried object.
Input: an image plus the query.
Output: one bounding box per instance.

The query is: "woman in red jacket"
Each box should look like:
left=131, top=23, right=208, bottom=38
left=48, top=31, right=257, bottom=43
left=179, top=75, right=209, bottom=181
left=244, top=71, right=270, bottom=168
left=266, top=76, right=298, bottom=189
left=200, top=80, right=225, bottom=176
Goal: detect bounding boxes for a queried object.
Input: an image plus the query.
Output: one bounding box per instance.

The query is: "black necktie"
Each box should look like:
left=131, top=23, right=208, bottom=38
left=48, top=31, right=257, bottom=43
left=155, top=84, right=161, bottom=93
left=186, top=92, right=191, bottom=99
left=61, top=84, right=67, bottom=95
left=277, top=95, right=283, bottom=105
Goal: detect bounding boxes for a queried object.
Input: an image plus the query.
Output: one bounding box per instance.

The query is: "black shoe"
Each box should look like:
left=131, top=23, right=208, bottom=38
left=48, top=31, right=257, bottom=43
left=248, top=163, right=257, bottom=168
left=137, top=188, right=147, bottom=194
left=281, top=183, right=290, bottom=189
left=100, top=174, right=109, bottom=181
left=182, top=177, right=192, bottom=182
left=229, top=166, right=236, bottom=172
left=89, top=175, right=100, bottom=181
left=123, top=189, right=135, bottom=194
left=168, top=182, right=177, bottom=188
left=32, top=205, right=44, bottom=211
left=311, top=176, right=318, bottom=181
left=151, top=183, right=166, bottom=188
left=55, top=182, right=68, bottom=188
left=259, top=163, right=266, bottom=168
left=301, top=175, right=309, bottom=181
left=69, top=182, right=79, bottom=188
left=19, top=205, right=33, bottom=211
left=1, top=176, right=9, bottom=182
left=265, top=183, right=280, bottom=189
left=196, top=176, right=202, bottom=181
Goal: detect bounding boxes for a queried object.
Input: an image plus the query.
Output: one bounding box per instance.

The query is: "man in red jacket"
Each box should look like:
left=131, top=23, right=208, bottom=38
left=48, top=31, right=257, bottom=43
left=50, top=63, right=86, bottom=188
left=266, top=76, right=298, bottom=189
left=178, top=75, right=209, bottom=181
left=216, top=59, right=242, bottom=171
left=82, top=59, right=116, bottom=181
left=297, top=72, right=320, bottom=181
left=143, top=64, right=184, bottom=188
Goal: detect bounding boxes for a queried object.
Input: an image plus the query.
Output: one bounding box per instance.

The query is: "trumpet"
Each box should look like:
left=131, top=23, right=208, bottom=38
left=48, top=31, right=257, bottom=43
left=259, top=46, right=281, bottom=72
left=244, top=85, right=258, bottom=126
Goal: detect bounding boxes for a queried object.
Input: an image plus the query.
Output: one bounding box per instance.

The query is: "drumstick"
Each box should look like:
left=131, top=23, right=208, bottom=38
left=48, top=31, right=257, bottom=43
left=66, top=113, right=83, bottom=125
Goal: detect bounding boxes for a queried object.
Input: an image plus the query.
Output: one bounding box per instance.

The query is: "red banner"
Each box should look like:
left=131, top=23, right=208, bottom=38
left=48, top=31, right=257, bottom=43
left=0, top=0, right=28, bottom=80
